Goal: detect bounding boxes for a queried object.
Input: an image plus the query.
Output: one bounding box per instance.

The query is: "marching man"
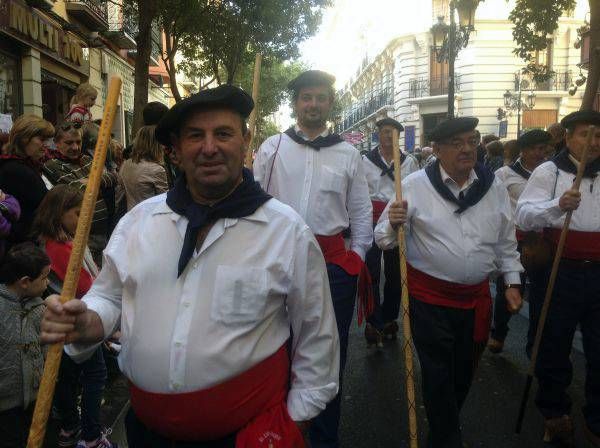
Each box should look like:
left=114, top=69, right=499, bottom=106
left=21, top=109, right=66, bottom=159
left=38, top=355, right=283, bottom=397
left=254, top=70, right=372, bottom=448
left=489, top=129, right=551, bottom=354
left=375, top=117, right=523, bottom=448
left=362, top=117, right=418, bottom=345
left=40, top=85, right=340, bottom=447
left=516, top=111, right=600, bottom=448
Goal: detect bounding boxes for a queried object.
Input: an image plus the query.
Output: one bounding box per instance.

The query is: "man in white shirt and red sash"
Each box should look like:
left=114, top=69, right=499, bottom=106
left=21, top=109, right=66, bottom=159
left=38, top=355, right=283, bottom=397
left=362, top=117, right=419, bottom=345
left=375, top=117, right=523, bottom=448
left=254, top=70, right=373, bottom=448
left=516, top=110, right=600, bottom=448
left=40, top=85, right=340, bottom=448
left=489, top=129, right=550, bottom=354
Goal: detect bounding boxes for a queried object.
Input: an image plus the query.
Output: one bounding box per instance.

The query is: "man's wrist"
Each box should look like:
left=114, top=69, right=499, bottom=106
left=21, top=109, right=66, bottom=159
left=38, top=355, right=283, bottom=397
left=505, top=283, right=522, bottom=291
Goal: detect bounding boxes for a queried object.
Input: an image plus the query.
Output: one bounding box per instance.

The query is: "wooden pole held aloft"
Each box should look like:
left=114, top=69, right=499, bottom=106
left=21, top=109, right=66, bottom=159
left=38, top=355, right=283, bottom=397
left=392, top=129, right=419, bottom=448
left=245, top=53, right=262, bottom=168
left=27, top=76, right=123, bottom=448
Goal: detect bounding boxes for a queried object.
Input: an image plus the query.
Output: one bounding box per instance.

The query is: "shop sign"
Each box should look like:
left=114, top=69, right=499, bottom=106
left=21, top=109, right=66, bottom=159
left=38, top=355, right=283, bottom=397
left=0, top=0, right=89, bottom=75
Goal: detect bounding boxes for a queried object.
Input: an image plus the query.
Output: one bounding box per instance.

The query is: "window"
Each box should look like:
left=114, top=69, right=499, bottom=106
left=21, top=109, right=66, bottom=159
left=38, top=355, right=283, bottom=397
left=429, top=48, right=449, bottom=96
left=0, top=50, right=22, bottom=121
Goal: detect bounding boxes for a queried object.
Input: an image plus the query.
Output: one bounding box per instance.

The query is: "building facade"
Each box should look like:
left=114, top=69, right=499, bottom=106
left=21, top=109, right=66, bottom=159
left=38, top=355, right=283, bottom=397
left=336, top=0, right=587, bottom=152
left=0, top=0, right=171, bottom=145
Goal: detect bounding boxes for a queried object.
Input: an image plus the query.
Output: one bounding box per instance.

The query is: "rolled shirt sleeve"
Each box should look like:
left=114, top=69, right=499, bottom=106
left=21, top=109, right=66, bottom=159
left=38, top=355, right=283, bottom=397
left=516, top=163, right=565, bottom=231
left=286, top=228, right=339, bottom=421
left=493, top=182, right=524, bottom=284
left=347, top=151, right=373, bottom=260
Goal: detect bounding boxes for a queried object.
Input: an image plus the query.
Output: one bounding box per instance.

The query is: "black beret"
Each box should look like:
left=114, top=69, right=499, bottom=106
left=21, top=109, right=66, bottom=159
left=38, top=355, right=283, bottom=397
left=287, top=70, right=335, bottom=93
left=560, top=110, right=600, bottom=131
left=516, top=129, right=552, bottom=150
left=429, top=117, right=479, bottom=142
left=155, top=85, right=254, bottom=146
left=376, top=117, right=404, bottom=132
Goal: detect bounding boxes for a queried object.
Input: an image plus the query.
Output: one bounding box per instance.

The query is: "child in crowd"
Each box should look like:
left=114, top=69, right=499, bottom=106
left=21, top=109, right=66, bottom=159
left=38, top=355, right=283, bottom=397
left=65, top=83, right=97, bottom=125
left=0, top=243, right=50, bottom=448
left=31, top=185, right=116, bottom=448
left=0, top=189, right=20, bottom=259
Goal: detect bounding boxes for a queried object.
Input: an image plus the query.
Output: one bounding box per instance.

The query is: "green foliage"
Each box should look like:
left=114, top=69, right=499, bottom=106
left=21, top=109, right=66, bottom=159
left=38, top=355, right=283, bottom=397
left=179, top=0, right=330, bottom=84
left=508, top=0, right=577, bottom=80
left=254, top=119, right=281, bottom=148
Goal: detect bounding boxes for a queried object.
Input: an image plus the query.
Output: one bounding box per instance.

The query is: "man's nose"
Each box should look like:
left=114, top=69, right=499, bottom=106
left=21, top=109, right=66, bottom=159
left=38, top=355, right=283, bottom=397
left=201, top=136, right=218, bottom=155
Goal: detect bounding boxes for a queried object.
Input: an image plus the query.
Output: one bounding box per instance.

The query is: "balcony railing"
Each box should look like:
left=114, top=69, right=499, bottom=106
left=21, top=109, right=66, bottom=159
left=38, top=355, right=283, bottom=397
left=106, top=8, right=137, bottom=49
left=408, top=74, right=462, bottom=98
left=516, top=71, right=572, bottom=92
left=338, top=88, right=394, bottom=131
left=126, top=22, right=162, bottom=66
left=64, top=0, right=108, bottom=31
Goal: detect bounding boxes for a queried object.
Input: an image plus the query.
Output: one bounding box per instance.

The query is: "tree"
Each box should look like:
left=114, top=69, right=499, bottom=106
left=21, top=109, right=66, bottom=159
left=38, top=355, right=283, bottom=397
left=508, top=0, right=600, bottom=110
left=179, top=0, right=329, bottom=85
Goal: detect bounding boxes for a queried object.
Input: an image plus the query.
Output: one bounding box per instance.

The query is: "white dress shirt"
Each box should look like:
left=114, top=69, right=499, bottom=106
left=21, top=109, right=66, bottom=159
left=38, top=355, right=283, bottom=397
left=516, top=160, right=600, bottom=232
left=495, top=160, right=531, bottom=214
left=362, top=149, right=420, bottom=202
left=67, top=194, right=340, bottom=422
left=254, top=128, right=373, bottom=260
left=374, top=166, right=523, bottom=285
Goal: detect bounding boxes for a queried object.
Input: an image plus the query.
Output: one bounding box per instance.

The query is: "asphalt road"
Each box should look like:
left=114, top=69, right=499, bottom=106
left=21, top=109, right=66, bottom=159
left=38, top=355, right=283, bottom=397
left=103, top=307, right=592, bottom=448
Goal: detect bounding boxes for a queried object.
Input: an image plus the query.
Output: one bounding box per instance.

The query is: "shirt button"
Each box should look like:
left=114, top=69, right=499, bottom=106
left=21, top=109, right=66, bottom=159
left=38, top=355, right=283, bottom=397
left=172, top=382, right=181, bottom=390
left=175, top=342, right=182, bottom=347
left=183, top=302, right=190, bottom=308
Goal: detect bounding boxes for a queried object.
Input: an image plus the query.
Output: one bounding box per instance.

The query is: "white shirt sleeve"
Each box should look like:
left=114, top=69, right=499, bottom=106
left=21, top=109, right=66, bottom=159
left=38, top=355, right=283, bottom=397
left=286, top=228, right=340, bottom=421
left=403, top=155, right=420, bottom=177
left=65, top=215, right=129, bottom=362
left=492, top=183, right=524, bottom=284
left=253, top=138, right=272, bottom=187
left=516, top=164, right=565, bottom=231
left=347, top=151, right=373, bottom=260
left=374, top=177, right=414, bottom=251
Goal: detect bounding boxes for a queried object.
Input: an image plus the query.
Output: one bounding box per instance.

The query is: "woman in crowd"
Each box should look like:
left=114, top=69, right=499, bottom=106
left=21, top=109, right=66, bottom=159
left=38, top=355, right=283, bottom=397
left=0, top=114, right=54, bottom=245
left=119, top=125, right=169, bottom=210
left=31, top=185, right=116, bottom=448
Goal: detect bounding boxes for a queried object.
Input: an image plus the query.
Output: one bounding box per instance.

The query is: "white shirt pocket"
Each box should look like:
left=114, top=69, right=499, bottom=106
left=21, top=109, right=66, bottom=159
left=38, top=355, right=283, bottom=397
left=211, top=265, right=268, bottom=325
left=320, top=166, right=345, bottom=193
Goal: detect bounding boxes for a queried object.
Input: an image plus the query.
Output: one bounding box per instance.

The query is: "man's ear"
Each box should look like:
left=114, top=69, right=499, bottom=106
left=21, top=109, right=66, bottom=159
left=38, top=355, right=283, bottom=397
left=243, top=129, right=252, bottom=150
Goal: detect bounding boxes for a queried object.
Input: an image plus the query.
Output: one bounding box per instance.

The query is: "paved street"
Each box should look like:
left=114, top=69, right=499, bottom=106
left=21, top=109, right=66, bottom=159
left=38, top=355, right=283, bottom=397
left=103, top=305, right=592, bottom=448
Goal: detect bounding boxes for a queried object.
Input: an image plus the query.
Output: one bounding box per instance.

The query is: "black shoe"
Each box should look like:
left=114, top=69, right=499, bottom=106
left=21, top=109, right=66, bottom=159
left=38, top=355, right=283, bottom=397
left=365, top=323, right=383, bottom=348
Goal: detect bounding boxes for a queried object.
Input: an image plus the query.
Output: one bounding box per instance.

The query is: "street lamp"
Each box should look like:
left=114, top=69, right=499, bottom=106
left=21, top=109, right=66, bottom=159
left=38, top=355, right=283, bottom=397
left=500, top=71, right=537, bottom=137
left=431, top=0, right=480, bottom=118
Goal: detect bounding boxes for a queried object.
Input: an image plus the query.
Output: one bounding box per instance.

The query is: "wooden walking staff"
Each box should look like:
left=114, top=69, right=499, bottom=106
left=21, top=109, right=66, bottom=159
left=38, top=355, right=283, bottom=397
left=27, top=76, right=123, bottom=448
left=244, top=53, right=263, bottom=168
left=515, top=125, right=595, bottom=434
left=392, top=129, right=419, bottom=448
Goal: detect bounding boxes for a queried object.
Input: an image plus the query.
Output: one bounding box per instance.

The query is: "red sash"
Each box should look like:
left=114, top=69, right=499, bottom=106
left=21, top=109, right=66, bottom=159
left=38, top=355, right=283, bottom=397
left=371, top=200, right=387, bottom=224
left=129, top=344, right=304, bottom=447
left=407, top=264, right=491, bottom=343
left=544, top=228, right=600, bottom=261
left=315, top=233, right=374, bottom=325
left=515, top=228, right=527, bottom=242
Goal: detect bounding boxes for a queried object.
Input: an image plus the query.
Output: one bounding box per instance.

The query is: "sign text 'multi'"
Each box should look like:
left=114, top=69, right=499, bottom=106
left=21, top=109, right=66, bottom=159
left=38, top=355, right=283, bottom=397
left=9, top=2, right=84, bottom=67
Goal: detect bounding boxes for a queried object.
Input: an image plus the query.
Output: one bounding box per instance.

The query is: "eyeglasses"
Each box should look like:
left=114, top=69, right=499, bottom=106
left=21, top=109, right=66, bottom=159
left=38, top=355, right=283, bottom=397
left=59, top=122, right=82, bottom=131
left=440, top=137, right=479, bottom=151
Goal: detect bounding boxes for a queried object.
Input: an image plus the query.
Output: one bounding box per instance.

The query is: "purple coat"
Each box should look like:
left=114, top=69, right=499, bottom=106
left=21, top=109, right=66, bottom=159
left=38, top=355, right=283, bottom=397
left=0, top=194, right=21, bottom=258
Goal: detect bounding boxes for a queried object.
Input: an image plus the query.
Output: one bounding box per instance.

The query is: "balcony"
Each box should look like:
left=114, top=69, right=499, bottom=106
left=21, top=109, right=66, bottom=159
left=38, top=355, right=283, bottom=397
left=65, top=0, right=108, bottom=32
left=25, top=0, right=55, bottom=11
left=127, top=23, right=162, bottom=66
left=339, top=87, right=394, bottom=131
left=408, top=74, right=462, bottom=98
left=105, top=10, right=136, bottom=49
left=516, top=71, right=572, bottom=92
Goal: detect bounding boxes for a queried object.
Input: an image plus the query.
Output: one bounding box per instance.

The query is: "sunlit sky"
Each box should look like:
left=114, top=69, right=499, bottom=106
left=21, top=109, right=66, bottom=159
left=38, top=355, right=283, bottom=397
left=300, top=0, right=425, bottom=89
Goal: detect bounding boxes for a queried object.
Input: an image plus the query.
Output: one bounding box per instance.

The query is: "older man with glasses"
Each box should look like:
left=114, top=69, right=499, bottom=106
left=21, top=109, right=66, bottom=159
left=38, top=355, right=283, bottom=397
left=374, top=117, right=523, bottom=448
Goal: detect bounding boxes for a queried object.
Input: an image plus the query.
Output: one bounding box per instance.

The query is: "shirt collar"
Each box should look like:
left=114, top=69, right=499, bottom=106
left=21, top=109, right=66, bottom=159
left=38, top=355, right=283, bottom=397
left=516, top=157, right=532, bottom=173
left=439, top=164, right=478, bottom=191
left=151, top=197, right=269, bottom=224
left=377, top=147, right=392, bottom=166
left=294, top=124, right=330, bottom=140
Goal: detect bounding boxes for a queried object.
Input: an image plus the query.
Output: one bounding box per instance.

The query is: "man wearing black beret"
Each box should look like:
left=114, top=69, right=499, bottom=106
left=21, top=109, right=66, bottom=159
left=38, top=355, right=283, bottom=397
left=517, top=110, right=600, bottom=447
left=362, top=117, right=419, bottom=345
left=40, top=84, right=340, bottom=447
left=489, top=129, right=551, bottom=354
left=255, top=69, right=373, bottom=448
left=375, top=116, right=523, bottom=448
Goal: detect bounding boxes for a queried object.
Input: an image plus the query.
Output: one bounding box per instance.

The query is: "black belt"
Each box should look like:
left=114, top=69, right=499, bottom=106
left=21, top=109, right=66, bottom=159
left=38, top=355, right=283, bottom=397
left=560, top=258, right=600, bottom=268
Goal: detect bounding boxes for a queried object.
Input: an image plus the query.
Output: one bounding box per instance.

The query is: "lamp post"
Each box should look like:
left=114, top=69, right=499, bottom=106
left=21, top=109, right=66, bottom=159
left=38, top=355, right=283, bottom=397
left=431, top=0, right=480, bottom=118
left=502, top=70, right=537, bottom=137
